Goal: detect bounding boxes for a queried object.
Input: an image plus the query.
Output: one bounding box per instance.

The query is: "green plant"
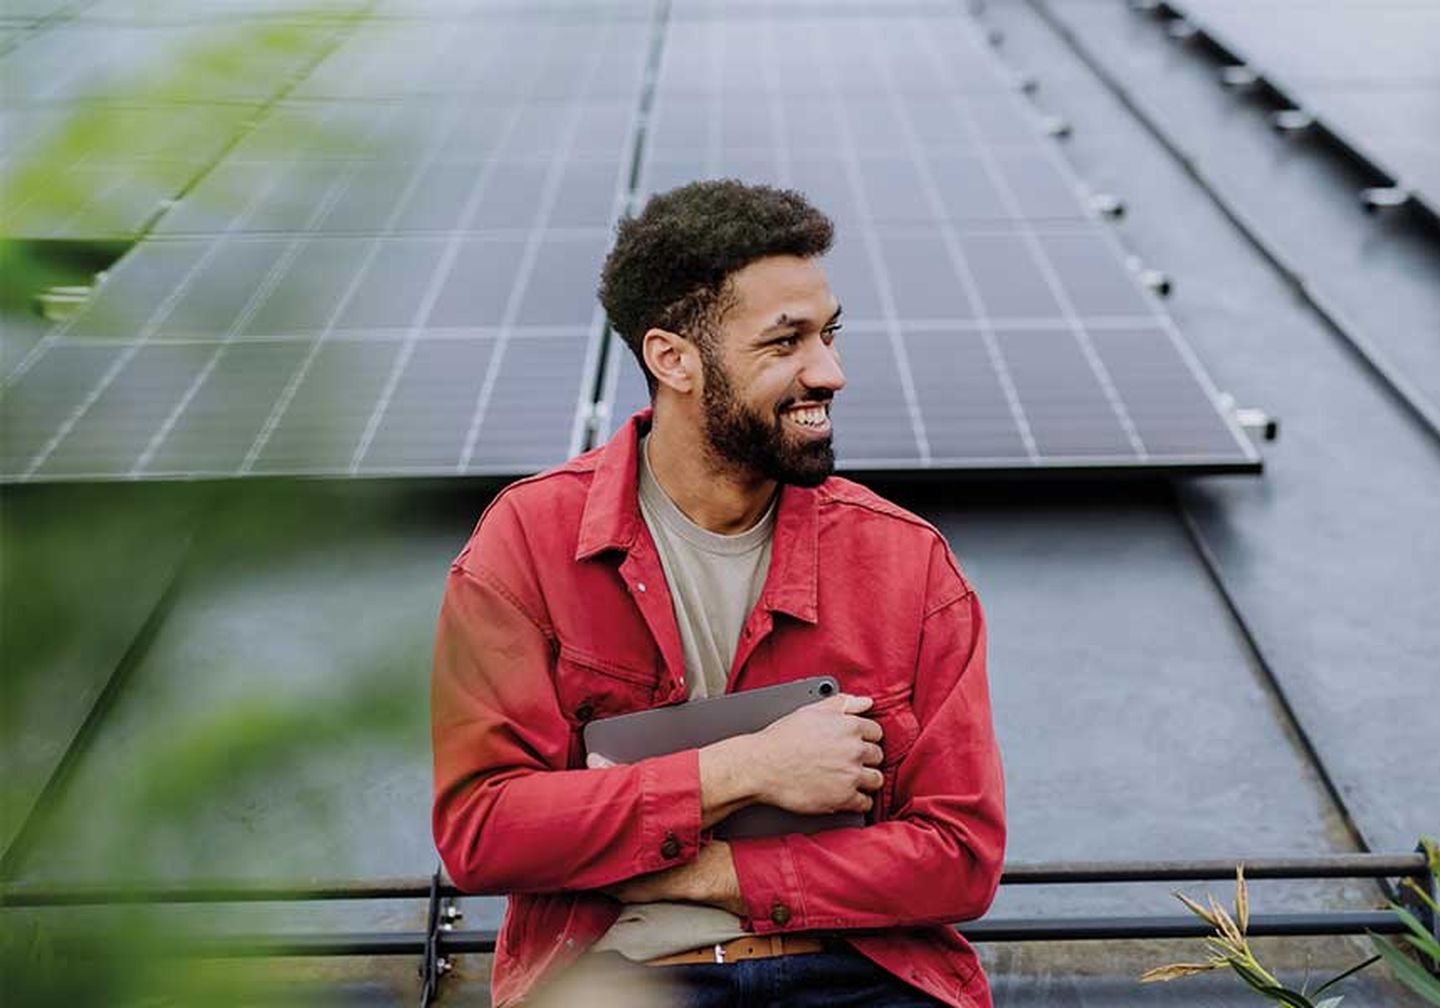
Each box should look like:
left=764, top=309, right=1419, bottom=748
left=1367, top=837, right=1440, bottom=1005
left=1142, top=865, right=1378, bottom=1007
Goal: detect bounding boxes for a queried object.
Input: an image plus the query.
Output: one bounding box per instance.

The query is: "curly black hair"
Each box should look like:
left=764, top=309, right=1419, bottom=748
left=598, top=180, right=834, bottom=395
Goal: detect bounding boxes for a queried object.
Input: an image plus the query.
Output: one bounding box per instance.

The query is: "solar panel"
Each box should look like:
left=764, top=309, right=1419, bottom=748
left=600, top=10, right=1258, bottom=474
left=1167, top=0, right=1440, bottom=217
left=3, top=0, right=1259, bottom=482
left=1, top=7, right=647, bottom=481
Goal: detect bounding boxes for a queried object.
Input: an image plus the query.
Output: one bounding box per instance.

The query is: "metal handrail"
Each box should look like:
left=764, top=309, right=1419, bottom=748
left=3, top=852, right=1427, bottom=908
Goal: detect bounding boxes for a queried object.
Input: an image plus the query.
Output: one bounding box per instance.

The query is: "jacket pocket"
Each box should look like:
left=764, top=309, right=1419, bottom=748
left=869, top=693, right=920, bottom=822
left=553, top=642, right=659, bottom=730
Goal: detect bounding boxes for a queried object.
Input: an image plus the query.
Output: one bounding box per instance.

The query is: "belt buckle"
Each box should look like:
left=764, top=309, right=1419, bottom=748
left=713, top=943, right=726, bottom=964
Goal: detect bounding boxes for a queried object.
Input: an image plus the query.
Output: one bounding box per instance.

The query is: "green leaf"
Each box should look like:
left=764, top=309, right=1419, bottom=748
left=1313, top=998, right=1344, bottom=1008
left=1311, top=955, right=1379, bottom=996
left=1403, top=933, right=1440, bottom=964
left=1369, top=934, right=1440, bottom=1005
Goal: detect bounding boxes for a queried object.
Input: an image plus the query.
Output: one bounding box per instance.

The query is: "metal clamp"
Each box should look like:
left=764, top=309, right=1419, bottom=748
left=418, top=866, right=460, bottom=1008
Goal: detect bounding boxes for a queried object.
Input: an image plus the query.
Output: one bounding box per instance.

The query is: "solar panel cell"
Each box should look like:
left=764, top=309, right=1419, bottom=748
left=249, top=339, right=403, bottom=473
left=1, top=346, right=121, bottom=475
left=515, top=234, right=607, bottom=327
left=876, top=231, right=978, bottom=320
left=956, top=231, right=1062, bottom=320
left=1090, top=327, right=1241, bottom=458
left=1038, top=231, right=1155, bottom=318
left=998, top=329, right=1134, bottom=458
left=143, top=341, right=308, bottom=475
left=904, top=330, right=1031, bottom=461
left=359, top=338, right=495, bottom=471
left=465, top=334, right=589, bottom=470
left=337, top=238, right=450, bottom=330
left=38, top=344, right=213, bottom=477
left=428, top=236, right=527, bottom=328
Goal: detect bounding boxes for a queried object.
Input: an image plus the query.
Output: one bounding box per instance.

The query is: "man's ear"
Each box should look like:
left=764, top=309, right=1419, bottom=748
left=642, top=328, right=699, bottom=395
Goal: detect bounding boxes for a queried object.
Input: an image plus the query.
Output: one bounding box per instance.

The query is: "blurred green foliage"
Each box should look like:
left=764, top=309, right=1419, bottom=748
left=0, top=8, right=466, bottom=1002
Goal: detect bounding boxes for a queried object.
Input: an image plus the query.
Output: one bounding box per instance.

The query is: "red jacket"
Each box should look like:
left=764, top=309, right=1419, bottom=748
left=432, top=411, right=1006, bottom=1007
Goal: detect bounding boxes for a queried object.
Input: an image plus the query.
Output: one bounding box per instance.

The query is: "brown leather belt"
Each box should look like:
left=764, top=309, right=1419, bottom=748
left=644, top=934, right=828, bottom=967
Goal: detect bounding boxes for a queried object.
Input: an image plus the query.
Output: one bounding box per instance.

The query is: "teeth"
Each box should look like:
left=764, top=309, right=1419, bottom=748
left=787, top=405, right=828, bottom=427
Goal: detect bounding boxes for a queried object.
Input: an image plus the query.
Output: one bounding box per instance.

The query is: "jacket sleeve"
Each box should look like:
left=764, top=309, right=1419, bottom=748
left=728, top=543, right=1006, bottom=933
left=431, top=499, right=703, bottom=895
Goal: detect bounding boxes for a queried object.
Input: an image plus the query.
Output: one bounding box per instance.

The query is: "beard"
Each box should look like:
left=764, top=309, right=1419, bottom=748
left=699, top=351, right=835, bottom=488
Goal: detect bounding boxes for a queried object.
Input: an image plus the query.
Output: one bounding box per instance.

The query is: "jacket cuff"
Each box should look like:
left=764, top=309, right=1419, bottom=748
left=637, top=748, right=703, bottom=873
left=729, top=834, right=806, bottom=933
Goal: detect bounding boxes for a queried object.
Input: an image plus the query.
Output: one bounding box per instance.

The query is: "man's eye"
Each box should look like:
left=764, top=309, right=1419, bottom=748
left=821, top=324, right=843, bottom=342
left=775, top=335, right=800, bottom=349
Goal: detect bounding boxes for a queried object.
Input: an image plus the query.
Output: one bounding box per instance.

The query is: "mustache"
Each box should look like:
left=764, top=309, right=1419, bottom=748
left=775, top=390, right=835, bottom=413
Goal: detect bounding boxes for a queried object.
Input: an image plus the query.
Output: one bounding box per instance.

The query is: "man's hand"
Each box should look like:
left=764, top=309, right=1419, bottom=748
left=746, top=694, right=884, bottom=815
left=601, top=839, right=744, bottom=915
left=586, top=691, right=883, bottom=840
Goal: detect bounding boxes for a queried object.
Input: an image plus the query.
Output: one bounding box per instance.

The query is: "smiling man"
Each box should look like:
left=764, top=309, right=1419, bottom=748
left=431, top=181, right=1005, bottom=1007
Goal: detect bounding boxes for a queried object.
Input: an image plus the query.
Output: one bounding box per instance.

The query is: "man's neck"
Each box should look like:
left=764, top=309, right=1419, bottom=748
left=645, top=417, right=777, bottom=535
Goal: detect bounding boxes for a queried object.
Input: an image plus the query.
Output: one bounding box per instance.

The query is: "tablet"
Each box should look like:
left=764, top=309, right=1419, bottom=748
left=582, top=676, right=865, bottom=839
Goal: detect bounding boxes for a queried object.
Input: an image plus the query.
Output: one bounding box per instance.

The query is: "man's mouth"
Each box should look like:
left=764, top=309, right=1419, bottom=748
left=780, top=401, right=831, bottom=435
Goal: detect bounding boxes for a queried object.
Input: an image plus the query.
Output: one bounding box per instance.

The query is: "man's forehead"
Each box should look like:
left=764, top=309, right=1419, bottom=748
left=727, top=255, right=837, bottom=322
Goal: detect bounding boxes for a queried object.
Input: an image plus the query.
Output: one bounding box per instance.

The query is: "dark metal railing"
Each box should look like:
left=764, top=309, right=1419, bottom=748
left=4, top=849, right=1433, bottom=1007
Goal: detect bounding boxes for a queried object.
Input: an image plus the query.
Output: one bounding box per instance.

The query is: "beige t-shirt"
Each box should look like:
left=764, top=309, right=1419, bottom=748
left=591, top=436, right=775, bottom=961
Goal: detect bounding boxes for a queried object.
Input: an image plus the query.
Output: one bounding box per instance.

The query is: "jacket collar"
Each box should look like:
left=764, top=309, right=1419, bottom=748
left=576, top=409, right=819, bottom=625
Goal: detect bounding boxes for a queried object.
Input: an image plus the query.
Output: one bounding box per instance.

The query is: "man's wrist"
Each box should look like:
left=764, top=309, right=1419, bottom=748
left=682, top=840, right=744, bottom=915
left=699, top=734, right=770, bottom=811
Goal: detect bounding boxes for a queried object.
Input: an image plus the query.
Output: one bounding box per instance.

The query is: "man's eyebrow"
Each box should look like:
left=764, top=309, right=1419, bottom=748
left=759, top=304, right=844, bottom=334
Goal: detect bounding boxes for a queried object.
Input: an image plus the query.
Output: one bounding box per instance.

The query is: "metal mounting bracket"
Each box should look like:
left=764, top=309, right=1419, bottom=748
left=1217, top=394, right=1279, bottom=442
left=1360, top=186, right=1411, bottom=212
left=418, top=866, right=460, bottom=1008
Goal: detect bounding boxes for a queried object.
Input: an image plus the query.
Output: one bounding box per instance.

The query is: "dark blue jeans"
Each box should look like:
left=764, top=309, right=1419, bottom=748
left=606, top=945, right=946, bottom=1007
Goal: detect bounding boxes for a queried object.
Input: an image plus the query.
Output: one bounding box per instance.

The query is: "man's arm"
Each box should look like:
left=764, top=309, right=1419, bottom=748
left=434, top=557, right=765, bottom=894
left=729, top=585, right=1005, bottom=932
left=433, top=495, right=893, bottom=898
left=604, top=569, right=1004, bottom=931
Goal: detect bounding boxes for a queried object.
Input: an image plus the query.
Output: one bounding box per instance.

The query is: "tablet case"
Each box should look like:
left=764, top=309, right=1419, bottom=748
left=582, top=676, right=866, bottom=839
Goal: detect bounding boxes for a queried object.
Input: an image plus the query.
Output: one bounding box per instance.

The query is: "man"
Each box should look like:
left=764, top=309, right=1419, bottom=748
left=432, top=180, right=1005, bottom=1007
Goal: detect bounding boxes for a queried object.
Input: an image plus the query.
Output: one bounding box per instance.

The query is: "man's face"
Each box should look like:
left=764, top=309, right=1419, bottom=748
left=696, top=255, right=845, bottom=488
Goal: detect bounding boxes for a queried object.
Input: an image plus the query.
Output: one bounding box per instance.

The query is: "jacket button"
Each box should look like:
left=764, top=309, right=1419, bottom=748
left=770, top=902, right=791, bottom=926
left=660, top=833, right=680, bottom=859
left=575, top=700, right=595, bottom=722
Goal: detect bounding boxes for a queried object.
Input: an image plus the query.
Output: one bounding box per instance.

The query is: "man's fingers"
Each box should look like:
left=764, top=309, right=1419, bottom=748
left=846, top=791, right=874, bottom=813
left=840, top=693, right=874, bottom=715
left=860, top=742, right=885, bottom=767
left=586, top=752, right=616, bottom=769
left=857, top=717, right=884, bottom=743
left=858, top=767, right=884, bottom=792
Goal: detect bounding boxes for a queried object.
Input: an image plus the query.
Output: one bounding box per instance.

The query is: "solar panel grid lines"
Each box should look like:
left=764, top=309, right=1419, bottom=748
left=1, top=0, right=1259, bottom=482
left=14, top=226, right=274, bottom=480
left=865, top=17, right=1041, bottom=464
left=343, top=36, right=567, bottom=475
left=928, top=14, right=1262, bottom=466
left=908, top=17, right=1150, bottom=462
left=816, top=24, right=933, bottom=465
left=3, top=92, right=405, bottom=473
left=602, top=6, right=1257, bottom=472
left=130, top=168, right=363, bottom=477
left=238, top=98, right=480, bottom=474
left=451, top=32, right=621, bottom=475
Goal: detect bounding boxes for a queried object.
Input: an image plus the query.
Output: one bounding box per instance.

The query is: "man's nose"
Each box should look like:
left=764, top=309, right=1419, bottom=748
left=802, top=339, right=846, bottom=394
